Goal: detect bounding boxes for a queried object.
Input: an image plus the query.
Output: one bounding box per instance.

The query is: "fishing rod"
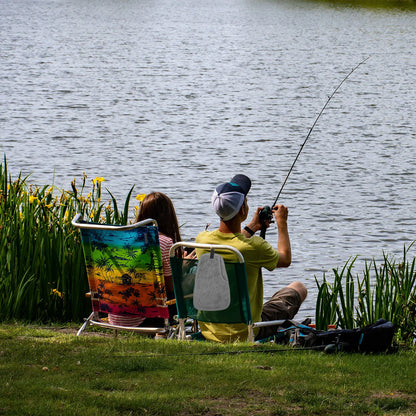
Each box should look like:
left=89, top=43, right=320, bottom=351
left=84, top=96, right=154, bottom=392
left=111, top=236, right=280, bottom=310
left=260, top=57, right=370, bottom=239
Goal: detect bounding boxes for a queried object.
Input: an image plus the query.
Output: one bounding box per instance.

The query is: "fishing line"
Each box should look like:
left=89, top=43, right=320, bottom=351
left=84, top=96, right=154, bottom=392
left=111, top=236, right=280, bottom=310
left=260, top=57, right=370, bottom=239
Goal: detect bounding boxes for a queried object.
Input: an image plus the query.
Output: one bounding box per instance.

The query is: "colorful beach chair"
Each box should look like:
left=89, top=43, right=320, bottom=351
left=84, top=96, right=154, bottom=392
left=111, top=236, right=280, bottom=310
left=72, top=214, right=169, bottom=336
left=169, top=242, right=285, bottom=342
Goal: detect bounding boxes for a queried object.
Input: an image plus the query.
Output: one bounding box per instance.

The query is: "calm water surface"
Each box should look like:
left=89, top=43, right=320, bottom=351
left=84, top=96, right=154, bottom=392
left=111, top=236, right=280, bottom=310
left=2, top=0, right=416, bottom=318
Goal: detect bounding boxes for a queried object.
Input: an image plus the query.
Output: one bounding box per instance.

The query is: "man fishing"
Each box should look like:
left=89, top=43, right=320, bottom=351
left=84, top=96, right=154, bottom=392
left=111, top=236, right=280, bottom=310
left=195, top=174, right=307, bottom=342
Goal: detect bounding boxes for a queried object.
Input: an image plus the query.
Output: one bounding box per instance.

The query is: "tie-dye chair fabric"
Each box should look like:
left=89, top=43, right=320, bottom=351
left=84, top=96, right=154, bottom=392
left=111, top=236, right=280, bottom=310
left=72, top=214, right=169, bottom=336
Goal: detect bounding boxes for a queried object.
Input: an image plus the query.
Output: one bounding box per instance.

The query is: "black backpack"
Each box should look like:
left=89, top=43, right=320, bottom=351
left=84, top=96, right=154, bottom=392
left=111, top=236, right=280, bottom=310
left=273, top=319, right=395, bottom=353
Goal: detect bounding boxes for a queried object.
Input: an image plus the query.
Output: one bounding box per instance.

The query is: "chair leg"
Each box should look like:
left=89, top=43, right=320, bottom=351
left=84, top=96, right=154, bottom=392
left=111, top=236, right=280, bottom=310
left=247, top=324, right=255, bottom=342
left=168, top=325, right=178, bottom=339
left=77, top=312, right=94, bottom=336
left=179, top=319, right=186, bottom=340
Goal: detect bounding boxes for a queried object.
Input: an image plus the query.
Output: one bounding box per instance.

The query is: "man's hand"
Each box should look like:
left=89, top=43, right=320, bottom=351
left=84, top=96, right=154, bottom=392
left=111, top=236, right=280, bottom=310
left=245, top=206, right=271, bottom=234
left=273, top=204, right=288, bottom=229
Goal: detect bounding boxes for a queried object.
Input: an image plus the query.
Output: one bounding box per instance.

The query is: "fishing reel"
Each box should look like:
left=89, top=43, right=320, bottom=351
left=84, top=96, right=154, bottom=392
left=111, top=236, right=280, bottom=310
left=259, top=205, right=273, bottom=239
left=259, top=205, right=274, bottom=224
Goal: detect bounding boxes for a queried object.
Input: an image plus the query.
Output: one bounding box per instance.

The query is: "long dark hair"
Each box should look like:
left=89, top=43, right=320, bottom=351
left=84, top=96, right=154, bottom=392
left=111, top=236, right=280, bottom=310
left=135, top=192, right=182, bottom=243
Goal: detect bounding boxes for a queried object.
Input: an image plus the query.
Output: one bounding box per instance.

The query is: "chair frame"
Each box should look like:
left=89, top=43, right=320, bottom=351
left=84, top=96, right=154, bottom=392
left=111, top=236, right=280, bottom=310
left=169, top=242, right=285, bottom=342
left=72, top=214, right=170, bottom=337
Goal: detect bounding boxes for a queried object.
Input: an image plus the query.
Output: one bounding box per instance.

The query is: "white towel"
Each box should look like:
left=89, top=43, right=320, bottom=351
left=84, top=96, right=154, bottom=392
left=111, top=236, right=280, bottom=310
left=193, top=250, right=231, bottom=311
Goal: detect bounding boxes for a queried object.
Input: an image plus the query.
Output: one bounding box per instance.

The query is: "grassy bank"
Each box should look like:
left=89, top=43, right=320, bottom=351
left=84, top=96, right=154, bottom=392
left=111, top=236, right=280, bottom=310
left=0, top=323, right=415, bottom=416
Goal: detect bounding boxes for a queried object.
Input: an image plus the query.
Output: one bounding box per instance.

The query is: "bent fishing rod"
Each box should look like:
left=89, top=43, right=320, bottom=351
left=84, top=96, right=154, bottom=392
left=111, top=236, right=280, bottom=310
left=259, top=57, right=370, bottom=239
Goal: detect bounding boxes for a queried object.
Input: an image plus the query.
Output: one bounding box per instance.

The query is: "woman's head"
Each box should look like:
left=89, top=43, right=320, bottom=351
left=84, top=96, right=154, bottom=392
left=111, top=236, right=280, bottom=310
left=135, top=192, right=181, bottom=242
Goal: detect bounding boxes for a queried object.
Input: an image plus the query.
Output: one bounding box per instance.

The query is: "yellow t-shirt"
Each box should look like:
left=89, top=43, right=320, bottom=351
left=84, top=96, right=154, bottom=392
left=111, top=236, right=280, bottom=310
left=195, top=230, right=279, bottom=342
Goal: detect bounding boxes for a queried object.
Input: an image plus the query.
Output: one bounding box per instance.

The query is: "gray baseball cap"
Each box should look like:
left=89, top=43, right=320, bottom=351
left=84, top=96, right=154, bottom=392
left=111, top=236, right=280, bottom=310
left=212, top=174, right=251, bottom=221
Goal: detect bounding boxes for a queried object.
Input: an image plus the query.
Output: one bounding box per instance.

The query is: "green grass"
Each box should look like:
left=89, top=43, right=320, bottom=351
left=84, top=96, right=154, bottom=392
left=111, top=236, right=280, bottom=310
left=0, top=323, right=415, bottom=416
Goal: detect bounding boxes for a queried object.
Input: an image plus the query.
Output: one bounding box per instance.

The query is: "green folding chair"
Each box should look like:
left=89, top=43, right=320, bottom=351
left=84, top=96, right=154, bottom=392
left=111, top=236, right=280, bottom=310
left=72, top=214, right=170, bottom=337
left=169, top=242, right=284, bottom=342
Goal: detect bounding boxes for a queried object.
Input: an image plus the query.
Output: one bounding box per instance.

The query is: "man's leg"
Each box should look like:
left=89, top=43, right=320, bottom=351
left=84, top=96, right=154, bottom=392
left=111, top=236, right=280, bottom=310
left=256, top=281, right=307, bottom=340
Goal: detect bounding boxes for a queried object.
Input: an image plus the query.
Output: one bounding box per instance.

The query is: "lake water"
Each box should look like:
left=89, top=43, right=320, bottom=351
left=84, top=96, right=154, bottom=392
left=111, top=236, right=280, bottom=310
left=1, top=0, right=416, bottom=319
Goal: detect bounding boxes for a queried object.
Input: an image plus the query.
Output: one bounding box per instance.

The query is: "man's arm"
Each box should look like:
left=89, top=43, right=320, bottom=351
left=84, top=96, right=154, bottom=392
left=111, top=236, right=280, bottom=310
left=242, top=207, right=264, bottom=238
left=273, top=204, right=291, bottom=268
left=242, top=205, right=291, bottom=268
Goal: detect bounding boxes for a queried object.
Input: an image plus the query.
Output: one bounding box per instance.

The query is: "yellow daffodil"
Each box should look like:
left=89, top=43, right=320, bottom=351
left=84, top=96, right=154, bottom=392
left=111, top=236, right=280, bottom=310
left=51, top=288, right=63, bottom=298
left=92, top=177, right=105, bottom=185
left=136, top=193, right=146, bottom=202
left=28, top=195, right=38, bottom=204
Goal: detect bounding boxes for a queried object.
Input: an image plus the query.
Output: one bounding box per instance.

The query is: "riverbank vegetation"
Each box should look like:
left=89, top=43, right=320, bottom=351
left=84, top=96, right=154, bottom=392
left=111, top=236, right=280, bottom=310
left=316, top=247, right=416, bottom=344
left=0, top=157, right=415, bottom=345
left=0, top=323, right=415, bottom=416
left=0, top=156, right=135, bottom=322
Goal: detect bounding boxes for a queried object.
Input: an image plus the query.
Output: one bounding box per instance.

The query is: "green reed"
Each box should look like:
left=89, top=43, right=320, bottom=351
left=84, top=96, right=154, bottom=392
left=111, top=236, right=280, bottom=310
left=0, top=156, right=136, bottom=322
left=315, top=257, right=356, bottom=331
left=315, top=245, right=416, bottom=344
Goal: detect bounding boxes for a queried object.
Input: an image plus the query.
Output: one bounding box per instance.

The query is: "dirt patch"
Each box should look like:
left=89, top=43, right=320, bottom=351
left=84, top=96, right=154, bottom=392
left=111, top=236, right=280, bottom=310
left=371, top=391, right=411, bottom=400
left=182, top=391, right=283, bottom=416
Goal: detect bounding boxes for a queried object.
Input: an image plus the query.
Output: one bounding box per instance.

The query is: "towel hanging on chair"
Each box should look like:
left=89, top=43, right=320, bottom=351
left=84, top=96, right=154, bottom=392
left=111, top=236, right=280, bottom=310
left=193, top=249, right=231, bottom=311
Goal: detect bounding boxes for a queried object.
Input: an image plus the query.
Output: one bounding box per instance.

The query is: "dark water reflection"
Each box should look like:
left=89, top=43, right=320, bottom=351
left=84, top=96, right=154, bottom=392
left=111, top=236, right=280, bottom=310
left=1, top=0, right=416, bottom=318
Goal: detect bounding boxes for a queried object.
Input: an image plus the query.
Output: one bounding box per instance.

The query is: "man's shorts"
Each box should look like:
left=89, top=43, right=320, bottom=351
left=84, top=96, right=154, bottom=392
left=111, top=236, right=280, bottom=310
left=256, top=287, right=302, bottom=340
